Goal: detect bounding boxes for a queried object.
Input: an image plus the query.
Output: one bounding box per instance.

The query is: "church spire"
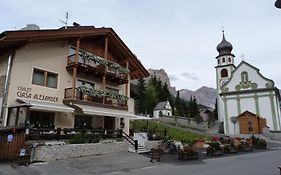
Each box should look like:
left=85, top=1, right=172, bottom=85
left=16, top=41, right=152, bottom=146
left=216, top=30, right=233, bottom=56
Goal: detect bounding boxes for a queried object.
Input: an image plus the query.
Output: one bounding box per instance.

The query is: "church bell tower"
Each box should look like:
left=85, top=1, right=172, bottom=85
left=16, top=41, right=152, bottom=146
left=215, top=31, right=236, bottom=122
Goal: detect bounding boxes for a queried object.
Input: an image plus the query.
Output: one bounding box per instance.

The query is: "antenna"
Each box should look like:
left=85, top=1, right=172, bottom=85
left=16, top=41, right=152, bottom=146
left=59, top=12, right=69, bottom=29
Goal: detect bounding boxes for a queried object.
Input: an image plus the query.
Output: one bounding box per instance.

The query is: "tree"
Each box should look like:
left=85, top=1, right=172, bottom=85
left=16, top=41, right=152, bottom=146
left=144, top=85, right=158, bottom=115
left=194, top=115, right=203, bottom=128
left=135, top=79, right=146, bottom=114
left=175, top=91, right=181, bottom=116
left=213, top=99, right=218, bottom=120
left=189, top=96, right=200, bottom=118
left=161, top=82, right=170, bottom=101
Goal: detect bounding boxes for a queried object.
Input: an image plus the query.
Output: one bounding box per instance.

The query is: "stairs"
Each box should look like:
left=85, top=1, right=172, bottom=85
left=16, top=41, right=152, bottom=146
left=128, top=143, right=150, bottom=154
left=122, top=131, right=150, bottom=154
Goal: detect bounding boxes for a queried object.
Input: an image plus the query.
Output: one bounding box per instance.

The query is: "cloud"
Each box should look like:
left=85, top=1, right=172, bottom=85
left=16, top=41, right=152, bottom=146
left=168, top=75, right=179, bottom=81
left=181, top=72, right=200, bottom=82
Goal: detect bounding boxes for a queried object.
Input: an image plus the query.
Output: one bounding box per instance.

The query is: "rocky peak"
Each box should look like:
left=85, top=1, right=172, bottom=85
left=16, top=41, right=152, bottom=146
left=147, top=69, right=177, bottom=96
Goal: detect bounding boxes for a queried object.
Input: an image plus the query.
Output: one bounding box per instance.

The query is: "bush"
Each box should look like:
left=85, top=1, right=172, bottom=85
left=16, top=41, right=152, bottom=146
left=250, top=135, right=267, bottom=149
left=69, top=133, right=100, bottom=144
left=256, top=139, right=267, bottom=149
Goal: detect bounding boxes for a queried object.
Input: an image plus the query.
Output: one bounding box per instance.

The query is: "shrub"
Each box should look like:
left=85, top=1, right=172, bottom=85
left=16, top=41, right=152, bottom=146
left=69, top=133, right=100, bottom=144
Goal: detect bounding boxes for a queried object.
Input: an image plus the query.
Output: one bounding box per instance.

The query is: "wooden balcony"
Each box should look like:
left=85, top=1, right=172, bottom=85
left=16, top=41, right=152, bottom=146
left=66, top=54, right=128, bottom=84
left=64, top=87, right=128, bottom=110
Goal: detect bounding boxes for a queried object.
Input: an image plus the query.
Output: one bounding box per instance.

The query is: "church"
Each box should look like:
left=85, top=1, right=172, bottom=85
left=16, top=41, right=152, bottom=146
left=215, top=32, right=281, bottom=135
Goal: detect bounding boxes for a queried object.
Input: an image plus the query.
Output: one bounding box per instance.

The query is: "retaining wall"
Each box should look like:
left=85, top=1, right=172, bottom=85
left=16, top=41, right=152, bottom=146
left=34, top=140, right=128, bottom=162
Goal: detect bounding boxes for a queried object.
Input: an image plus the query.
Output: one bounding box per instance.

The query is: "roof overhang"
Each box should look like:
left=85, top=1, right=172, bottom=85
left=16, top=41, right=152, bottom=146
left=74, top=104, right=152, bottom=120
left=0, top=26, right=149, bottom=79
left=14, top=98, right=74, bottom=113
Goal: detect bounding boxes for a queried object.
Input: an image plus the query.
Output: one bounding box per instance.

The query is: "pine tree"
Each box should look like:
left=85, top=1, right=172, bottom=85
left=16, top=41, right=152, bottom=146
left=136, top=78, right=146, bottom=114
left=161, top=82, right=170, bottom=101
left=213, top=99, right=218, bottom=120
left=175, top=91, right=181, bottom=116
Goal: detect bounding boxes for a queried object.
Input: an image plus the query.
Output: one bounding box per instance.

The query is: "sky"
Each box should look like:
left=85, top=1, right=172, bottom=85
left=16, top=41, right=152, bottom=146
left=1, top=0, right=281, bottom=91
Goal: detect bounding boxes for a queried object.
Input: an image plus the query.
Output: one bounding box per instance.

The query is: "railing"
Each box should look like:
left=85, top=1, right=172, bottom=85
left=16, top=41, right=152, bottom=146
left=27, top=128, right=122, bottom=140
left=67, top=54, right=128, bottom=82
left=64, top=87, right=128, bottom=109
left=122, top=130, right=138, bottom=152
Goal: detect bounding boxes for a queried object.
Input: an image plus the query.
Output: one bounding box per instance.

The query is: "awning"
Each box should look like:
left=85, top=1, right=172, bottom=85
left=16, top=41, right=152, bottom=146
left=74, top=104, right=147, bottom=119
left=15, top=98, right=74, bottom=113
left=129, top=115, right=154, bottom=120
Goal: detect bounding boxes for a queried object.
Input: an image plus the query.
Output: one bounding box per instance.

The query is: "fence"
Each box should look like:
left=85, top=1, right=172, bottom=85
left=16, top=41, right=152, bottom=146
left=159, top=115, right=208, bottom=130
left=0, top=127, right=30, bottom=162
left=27, top=128, right=121, bottom=140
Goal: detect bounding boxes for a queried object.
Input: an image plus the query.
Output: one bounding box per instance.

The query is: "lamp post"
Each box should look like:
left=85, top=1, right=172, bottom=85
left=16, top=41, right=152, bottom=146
left=275, top=0, right=281, bottom=9
left=230, top=117, right=237, bottom=137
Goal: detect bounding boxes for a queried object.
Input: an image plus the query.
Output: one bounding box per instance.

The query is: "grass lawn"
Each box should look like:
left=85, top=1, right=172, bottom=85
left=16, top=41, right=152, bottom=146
left=131, top=120, right=210, bottom=141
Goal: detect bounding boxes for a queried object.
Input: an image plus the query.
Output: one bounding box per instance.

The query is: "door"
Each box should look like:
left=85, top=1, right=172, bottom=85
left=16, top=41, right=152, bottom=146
left=104, top=116, right=115, bottom=130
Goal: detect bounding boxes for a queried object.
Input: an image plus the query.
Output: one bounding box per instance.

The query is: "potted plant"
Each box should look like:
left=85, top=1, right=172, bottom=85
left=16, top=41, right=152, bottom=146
left=237, top=139, right=253, bottom=152
left=223, top=140, right=238, bottom=154
left=178, top=139, right=199, bottom=160
left=206, top=141, right=223, bottom=156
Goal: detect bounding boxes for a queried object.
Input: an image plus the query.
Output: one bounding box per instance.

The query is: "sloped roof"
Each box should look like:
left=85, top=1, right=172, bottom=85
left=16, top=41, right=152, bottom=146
left=154, top=101, right=171, bottom=110
left=0, top=24, right=149, bottom=80
left=237, top=110, right=260, bottom=118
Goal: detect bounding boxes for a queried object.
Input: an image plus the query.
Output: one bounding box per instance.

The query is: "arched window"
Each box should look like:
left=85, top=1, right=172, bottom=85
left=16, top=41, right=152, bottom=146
left=221, top=69, right=228, bottom=78
left=222, top=57, right=225, bottom=63
left=218, top=59, right=220, bottom=64
left=228, top=57, right=231, bottom=62
left=241, top=71, right=248, bottom=82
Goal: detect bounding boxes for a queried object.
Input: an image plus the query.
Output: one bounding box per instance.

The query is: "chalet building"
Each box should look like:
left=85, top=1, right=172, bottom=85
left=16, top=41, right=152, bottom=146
left=0, top=23, right=149, bottom=134
left=215, top=31, right=281, bottom=135
left=153, top=100, right=172, bottom=119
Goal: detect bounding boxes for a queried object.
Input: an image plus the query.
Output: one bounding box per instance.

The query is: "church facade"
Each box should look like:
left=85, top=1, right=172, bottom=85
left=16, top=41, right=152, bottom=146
left=215, top=32, right=281, bottom=135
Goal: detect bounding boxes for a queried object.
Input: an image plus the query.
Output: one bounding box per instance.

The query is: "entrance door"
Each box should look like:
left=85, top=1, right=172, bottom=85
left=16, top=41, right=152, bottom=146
left=104, top=116, right=115, bottom=130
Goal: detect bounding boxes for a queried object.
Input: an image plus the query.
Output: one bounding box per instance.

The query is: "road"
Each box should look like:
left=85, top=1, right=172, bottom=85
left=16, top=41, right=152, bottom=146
left=1, top=141, right=281, bottom=175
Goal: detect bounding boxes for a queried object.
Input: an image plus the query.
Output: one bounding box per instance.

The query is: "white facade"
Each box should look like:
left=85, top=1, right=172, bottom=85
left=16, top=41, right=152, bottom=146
left=153, top=100, right=172, bottom=119
left=215, top=35, right=281, bottom=134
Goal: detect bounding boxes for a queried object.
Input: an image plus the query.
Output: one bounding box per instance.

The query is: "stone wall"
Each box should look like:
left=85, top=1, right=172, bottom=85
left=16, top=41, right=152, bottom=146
left=144, top=140, right=160, bottom=150
left=34, top=140, right=128, bottom=162
left=159, top=116, right=208, bottom=130
left=263, top=127, right=281, bottom=141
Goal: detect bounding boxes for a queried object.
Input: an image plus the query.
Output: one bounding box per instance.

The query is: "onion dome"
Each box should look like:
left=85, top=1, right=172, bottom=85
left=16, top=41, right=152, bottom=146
left=216, top=31, right=233, bottom=55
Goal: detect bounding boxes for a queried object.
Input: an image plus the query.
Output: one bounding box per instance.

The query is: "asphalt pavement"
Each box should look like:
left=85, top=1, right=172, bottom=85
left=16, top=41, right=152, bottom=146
left=0, top=140, right=281, bottom=175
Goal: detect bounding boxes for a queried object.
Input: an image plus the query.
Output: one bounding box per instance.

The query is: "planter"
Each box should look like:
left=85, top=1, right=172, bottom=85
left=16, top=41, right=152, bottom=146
left=223, top=144, right=238, bottom=154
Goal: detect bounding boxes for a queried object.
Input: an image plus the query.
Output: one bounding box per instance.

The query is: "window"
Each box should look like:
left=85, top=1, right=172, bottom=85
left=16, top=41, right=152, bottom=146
left=29, top=111, right=55, bottom=129
left=241, top=71, right=248, bottom=82
left=32, top=68, right=58, bottom=88
left=77, top=80, right=95, bottom=89
left=217, top=59, right=220, bottom=64
left=222, top=57, right=225, bottom=63
left=228, top=57, right=231, bottom=62
left=221, top=69, right=228, bottom=78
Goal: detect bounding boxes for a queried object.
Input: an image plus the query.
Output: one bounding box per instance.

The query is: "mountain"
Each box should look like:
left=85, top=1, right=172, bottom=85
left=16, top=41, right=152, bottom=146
left=180, top=86, right=217, bottom=109
left=131, top=68, right=216, bottom=108
left=146, top=69, right=177, bottom=96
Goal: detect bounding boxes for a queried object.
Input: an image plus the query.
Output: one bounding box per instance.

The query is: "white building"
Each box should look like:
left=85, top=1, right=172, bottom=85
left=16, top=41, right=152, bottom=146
left=153, top=100, right=172, bottom=119
left=215, top=32, right=281, bottom=135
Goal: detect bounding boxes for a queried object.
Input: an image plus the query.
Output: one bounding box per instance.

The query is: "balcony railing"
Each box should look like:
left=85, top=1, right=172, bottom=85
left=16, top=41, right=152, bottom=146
left=66, top=52, right=129, bottom=84
left=64, top=87, right=128, bottom=110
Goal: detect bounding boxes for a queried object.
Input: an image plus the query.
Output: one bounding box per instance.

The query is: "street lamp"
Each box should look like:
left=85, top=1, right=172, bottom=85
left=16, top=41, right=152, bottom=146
left=230, top=117, right=237, bottom=137
left=275, top=0, right=281, bottom=9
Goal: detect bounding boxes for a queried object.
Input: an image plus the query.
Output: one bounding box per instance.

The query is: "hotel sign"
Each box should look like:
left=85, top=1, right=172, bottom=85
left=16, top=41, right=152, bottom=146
left=16, top=86, right=59, bottom=102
